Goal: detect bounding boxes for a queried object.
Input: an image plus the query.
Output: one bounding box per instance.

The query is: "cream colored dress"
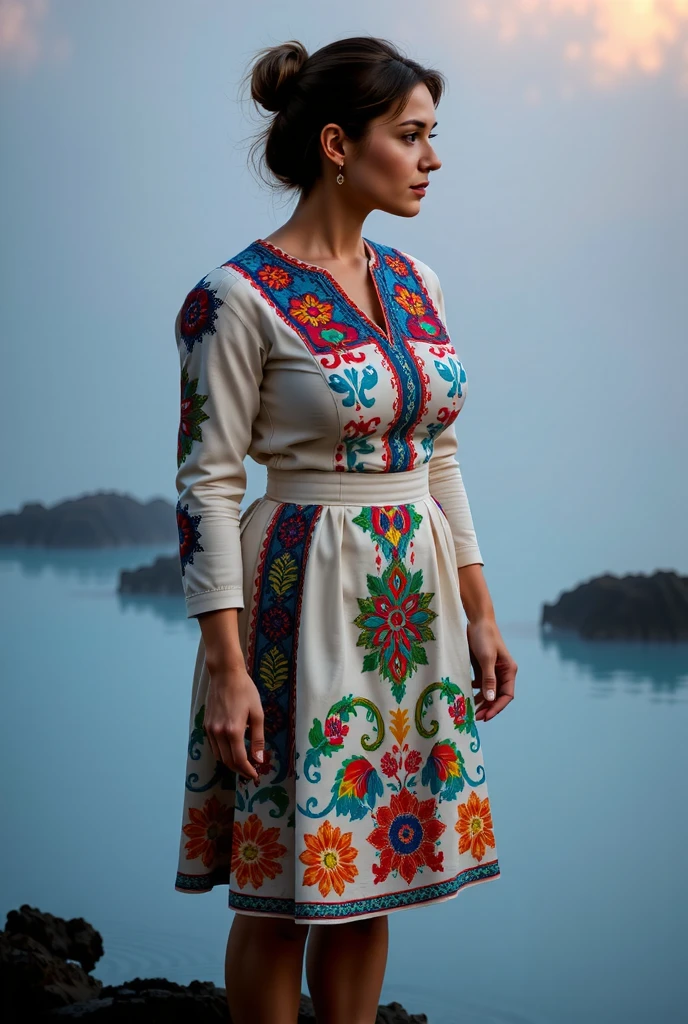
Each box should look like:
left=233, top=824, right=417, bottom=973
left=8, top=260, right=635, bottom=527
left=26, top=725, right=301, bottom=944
left=173, top=236, right=500, bottom=923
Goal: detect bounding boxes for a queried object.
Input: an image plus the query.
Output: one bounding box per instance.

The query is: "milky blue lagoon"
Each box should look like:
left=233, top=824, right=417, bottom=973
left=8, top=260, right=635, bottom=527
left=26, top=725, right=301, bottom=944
left=2, top=545, right=686, bottom=1024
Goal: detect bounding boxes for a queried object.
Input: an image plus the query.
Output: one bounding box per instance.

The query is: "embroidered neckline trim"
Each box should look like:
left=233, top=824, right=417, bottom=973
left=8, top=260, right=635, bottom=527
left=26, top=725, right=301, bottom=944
left=252, top=237, right=393, bottom=345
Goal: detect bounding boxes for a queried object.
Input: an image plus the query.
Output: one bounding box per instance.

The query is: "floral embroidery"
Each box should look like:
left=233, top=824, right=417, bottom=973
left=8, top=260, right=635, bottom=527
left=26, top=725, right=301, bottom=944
left=174, top=241, right=501, bottom=912
left=182, top=794, right=234, bottom=868
left=366, top=787, right=445, bottom=884
left=353, top=558, right=437, bottom=701
left=227, top=240, right=443, bottom=471
left=407, top=311, right=445, bottom=341
left=324, top=713, right=349, bottom=746
left=246, top=503, right=322, bottom=780
left=384, top=253, right=409, bottom=276
left=177, top=367, right=209, bottom=468
left=179, top=277, right=222, bottom=354
left=231, top=813, right=288, bottom=890
left=176, top=500, right=203, bottom=576
left=257, top=263, right=292, bottom=290
left=455, top=791, right=496, bottom=862
left=421, top=739, right=466, bottom=801
left=331, top=756, right=384, bottom=820
left=378, top=707, right=424, bottom=793
left=300, top=820, right=359, bottom=897
left=393, top=285, right=426, bottom=317
left=352, top=504, right=422, bottom=561
left=290, top=292, right=334, bottom=327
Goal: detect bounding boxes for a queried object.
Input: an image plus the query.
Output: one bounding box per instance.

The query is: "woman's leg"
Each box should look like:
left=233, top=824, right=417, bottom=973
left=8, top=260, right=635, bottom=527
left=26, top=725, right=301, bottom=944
left=305, top=914, right=390, bottom=1024
left=225, top=912, right=310, bottom=1024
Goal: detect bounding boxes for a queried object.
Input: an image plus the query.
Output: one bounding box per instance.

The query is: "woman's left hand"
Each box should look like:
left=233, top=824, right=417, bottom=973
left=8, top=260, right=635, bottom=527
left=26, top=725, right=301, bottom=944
left=466, top=617, right=517, bottom=722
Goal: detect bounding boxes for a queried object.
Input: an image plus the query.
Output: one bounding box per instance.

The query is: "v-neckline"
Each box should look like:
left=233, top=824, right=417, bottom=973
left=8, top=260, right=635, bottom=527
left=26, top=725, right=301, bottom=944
left=253, top=237, right=394, bottom=345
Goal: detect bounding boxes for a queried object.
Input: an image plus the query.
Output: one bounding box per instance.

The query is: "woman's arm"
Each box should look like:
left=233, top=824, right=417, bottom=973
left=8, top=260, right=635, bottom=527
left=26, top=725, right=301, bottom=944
left=174, top=266, right=269, bottom=778
left=458, top=563, right=495, bottom=623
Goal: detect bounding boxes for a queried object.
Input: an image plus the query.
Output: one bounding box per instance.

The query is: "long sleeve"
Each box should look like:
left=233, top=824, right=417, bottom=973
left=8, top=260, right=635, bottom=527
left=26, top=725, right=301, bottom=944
left=174, top=267, right=268, bottom=618
left=423, top=266, right=484, bottom=569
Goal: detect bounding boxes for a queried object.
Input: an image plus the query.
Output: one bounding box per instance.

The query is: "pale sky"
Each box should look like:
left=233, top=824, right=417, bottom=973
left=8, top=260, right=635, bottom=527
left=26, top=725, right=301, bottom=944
left=1, top=0, right=686, bottom=621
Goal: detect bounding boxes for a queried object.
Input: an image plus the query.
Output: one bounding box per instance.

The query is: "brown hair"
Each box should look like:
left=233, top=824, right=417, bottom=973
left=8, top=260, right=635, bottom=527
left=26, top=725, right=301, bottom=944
left=240, top=36, right=445, bottom=199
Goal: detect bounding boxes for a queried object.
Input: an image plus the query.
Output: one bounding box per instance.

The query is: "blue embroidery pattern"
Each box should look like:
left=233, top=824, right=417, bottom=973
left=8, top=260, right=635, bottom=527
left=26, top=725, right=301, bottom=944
left=223, top=240, right=459, bottom=472
left=245, top=502, right=323, bottom=779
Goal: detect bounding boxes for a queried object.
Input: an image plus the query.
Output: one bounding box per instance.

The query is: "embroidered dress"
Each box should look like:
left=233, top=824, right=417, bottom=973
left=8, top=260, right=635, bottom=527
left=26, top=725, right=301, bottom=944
left=174, top=237, right=500, bottom=924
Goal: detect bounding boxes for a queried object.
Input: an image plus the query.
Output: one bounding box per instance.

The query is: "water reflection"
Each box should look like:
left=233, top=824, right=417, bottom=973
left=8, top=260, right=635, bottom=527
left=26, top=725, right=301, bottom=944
left=0, top=543, right=177, bottom=582
left=116, top=590, right=191, bottom=624
left=540, top=625, right=688, bottom=696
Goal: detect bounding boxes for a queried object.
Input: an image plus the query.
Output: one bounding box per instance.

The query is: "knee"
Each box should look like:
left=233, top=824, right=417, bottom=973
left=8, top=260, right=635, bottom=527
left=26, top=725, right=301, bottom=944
left=232, top=912, right=309, bottom=946
left=273, top=917, right=310, bottom=943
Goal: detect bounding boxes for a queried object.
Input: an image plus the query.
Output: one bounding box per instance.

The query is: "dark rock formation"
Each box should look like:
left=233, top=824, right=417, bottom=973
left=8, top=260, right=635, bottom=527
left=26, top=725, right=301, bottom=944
left=1, top=908, right=104, bottom=1017
left=119, top=553, right=183, bottom=597
left=541, top=569, right=688, bottom=641
left=0, top=492, right=177, bottom=548
left=1, top=905, right=427, bottom=1024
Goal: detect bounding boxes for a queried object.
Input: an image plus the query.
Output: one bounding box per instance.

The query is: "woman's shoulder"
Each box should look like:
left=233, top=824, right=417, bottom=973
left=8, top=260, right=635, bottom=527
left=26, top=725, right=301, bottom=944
left=177, top=243, right=266, bottom=323
left=395, top=248, right=440, bottom=289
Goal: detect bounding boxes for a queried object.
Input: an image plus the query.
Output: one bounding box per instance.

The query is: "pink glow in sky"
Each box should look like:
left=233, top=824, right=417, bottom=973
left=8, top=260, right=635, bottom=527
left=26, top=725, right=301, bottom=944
left=470, top=0, right=688, bottom=92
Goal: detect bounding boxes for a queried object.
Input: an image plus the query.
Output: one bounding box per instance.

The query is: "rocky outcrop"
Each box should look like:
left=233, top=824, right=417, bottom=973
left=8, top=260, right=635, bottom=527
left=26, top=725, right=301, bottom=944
left=1, top=905, right=428, bottom=1023
left=0, top=492, right=177, bottom=548
left=541, top=569, right=688, bottom=640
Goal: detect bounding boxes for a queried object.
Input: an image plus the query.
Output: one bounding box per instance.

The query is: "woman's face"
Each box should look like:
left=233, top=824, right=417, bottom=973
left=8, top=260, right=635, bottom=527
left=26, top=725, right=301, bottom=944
left=341, top=82, right=442, bottom=217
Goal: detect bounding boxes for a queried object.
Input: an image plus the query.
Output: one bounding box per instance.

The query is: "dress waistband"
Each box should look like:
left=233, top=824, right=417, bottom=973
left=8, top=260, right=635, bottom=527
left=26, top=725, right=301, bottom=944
left=265, top=464, right=431, bottom=506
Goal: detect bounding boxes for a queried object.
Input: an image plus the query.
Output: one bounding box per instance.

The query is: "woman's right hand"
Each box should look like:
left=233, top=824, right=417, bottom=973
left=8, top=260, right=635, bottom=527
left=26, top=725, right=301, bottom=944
left=202, top=663, right=265, bottom=783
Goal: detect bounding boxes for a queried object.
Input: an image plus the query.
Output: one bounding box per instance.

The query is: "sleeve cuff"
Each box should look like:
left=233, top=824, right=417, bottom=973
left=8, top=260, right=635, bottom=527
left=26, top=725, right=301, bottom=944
left=185, top=586, right=245, bottom=618
left=456, top=548, right=485, bottom=569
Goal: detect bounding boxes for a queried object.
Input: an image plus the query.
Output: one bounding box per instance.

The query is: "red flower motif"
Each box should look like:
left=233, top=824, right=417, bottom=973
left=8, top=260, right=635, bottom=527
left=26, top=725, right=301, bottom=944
left=404, top=749, right=423, bottom=774
left=380, top=751, right=399, bottom=777
left=448, top=695, right=467, bottom=726
left=324, top=714, right=349, bottom=747
left=366, top=787, right=445, bottom=885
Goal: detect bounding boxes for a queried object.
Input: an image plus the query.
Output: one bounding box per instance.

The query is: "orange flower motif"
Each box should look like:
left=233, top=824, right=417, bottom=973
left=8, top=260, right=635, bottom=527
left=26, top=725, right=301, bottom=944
left=299, top=820, right=359, bottom=897
left=258, top=263, right=293, bottom=290
left=455, top=791, right=496, bottom=862
left=290, top=293, right=334, bottom=327
left=393, top=285, right=426, bottom=317
left=231, top=812, right=288, bottom=890
left=182, top=794, right=234, bottom=868
left=384, top=253, right=408, bottom=276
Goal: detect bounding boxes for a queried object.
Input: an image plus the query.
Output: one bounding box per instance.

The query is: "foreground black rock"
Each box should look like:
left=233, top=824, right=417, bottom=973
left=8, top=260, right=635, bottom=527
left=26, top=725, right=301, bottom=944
left=541, top=569, right=688, bottom=641
left=1, top=905, right=428, bottom=1023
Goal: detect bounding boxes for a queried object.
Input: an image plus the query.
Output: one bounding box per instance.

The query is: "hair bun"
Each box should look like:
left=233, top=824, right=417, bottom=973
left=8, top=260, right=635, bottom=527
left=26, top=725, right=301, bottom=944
left=250, top=40, right=308, bottom=113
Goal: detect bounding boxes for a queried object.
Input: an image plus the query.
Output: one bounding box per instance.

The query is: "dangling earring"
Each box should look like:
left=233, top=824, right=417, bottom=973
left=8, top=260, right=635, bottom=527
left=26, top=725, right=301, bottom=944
left=336, top=163, right=344, bottom=185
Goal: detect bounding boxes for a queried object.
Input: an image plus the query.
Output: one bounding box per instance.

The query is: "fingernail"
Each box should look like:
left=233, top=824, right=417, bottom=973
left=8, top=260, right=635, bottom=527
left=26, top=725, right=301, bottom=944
left=255, top=750, right=264, bottom=762
left=486, top=689, right=495, bottom=701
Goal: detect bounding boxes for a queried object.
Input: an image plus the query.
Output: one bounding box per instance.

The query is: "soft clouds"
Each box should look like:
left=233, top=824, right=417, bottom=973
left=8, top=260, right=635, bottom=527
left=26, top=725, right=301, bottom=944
left=469, top=0, right=688, bottom=93
left=0, top=0, right=69, bottom=69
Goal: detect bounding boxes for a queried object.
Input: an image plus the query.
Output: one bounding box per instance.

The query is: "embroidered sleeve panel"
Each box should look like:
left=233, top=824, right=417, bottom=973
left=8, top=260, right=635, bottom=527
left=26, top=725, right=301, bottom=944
left=175, top=266, right=269, bottom=617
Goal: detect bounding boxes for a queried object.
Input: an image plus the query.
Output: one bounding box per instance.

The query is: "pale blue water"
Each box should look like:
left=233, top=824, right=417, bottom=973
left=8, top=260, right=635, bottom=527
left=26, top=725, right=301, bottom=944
left=1, top=545, right=687, bottom=1024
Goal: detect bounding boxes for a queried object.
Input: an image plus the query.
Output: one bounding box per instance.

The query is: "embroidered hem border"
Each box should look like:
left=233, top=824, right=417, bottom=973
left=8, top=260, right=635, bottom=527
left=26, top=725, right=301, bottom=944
left=227, top=859, right=500, bottom=920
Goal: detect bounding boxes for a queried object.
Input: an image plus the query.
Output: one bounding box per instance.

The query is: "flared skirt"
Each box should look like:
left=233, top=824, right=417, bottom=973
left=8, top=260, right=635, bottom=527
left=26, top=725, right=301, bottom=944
left=175, top=463, right=500, bottom=923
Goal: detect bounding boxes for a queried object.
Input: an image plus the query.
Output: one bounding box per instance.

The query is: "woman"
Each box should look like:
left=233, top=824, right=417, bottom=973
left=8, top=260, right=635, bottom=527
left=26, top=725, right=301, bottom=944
left=174, top=35, right=517, bottom=1024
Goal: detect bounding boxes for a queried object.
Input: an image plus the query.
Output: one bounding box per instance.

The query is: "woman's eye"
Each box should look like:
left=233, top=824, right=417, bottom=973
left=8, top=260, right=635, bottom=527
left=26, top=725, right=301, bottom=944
left=404, top=132, right=438, bottom=142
